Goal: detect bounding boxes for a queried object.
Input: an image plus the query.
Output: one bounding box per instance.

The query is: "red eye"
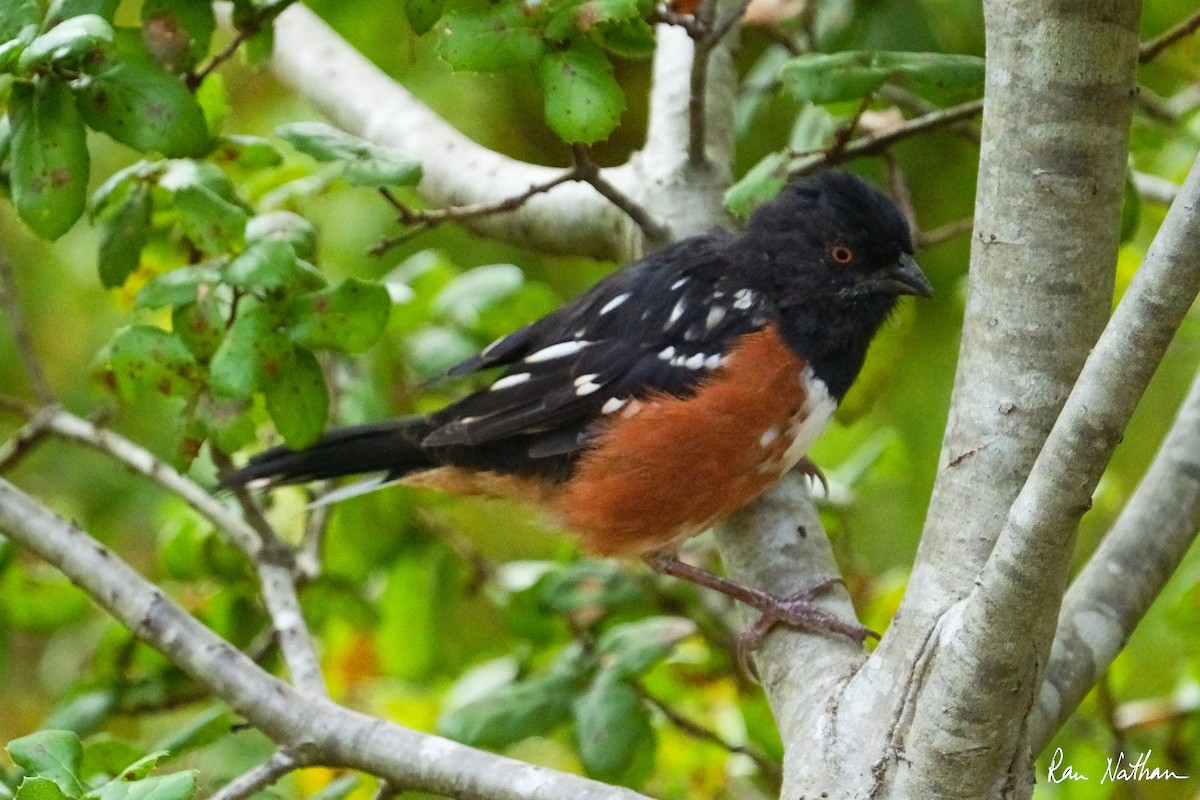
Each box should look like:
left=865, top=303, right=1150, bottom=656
left=829, top=245, right=854, bottom=265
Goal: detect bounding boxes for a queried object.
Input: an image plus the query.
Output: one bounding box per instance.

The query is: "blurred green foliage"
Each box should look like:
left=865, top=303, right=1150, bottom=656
left=0, top=0, right=1198, bottom=798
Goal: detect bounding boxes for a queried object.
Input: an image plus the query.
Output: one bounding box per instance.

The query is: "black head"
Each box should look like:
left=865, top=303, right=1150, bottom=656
left=735, top=171, right=933, bottom=398
left=742, top=170, right=932, bottom=303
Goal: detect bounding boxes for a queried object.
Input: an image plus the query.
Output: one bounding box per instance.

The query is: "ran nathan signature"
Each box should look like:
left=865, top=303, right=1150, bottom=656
left=1048, top=748, right=1191, bottom=784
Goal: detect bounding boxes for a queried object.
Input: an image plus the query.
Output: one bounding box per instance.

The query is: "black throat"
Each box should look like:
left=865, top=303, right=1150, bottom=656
left=774, top=294, right=897, bottom=401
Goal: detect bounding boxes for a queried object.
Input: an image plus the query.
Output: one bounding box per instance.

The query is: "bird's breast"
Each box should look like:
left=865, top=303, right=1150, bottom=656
left=556, top=326, right=837, bottom=556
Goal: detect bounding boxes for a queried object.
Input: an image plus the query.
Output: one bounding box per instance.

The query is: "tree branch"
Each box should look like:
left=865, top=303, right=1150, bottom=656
left=207, top=749, right=310, bottom=800
left=0, top=478, right=651, bottom=800
left=897, top=131, right=1200, bottom=797
left=268, top=5, right=631, bottom=260
left=1029, top=368, right=1200, bottom=748
left=1139, top=6, right=1200, bottom=63
left=710, top=474, right=868, bottom=793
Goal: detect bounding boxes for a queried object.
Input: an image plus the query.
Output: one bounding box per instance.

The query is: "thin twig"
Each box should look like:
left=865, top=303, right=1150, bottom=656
left=0, top=246, right=55, bottom=405
left=212, top=450, right=328, bottom=698
left=570, top=145, right=672, bottom=249
left=0, top=405, right=56, bottom=473
left=1139, top=7, right=1200, bottom=63
left=636, top=683, right=782, bottom=783
left=788, top=99, right=984, bottom=177
left=207, top=749, right=309, bottom=800
left=34, top=407, right=264, bottom=557
left=917, top=217, right=974, bottom=250
left=706, top=0, right=755, bottom=46
left=190, top=0, right=298, bottom=89
left=369, top=171, right=578, bottom=255
left=686, top=0, right=719, bottom=166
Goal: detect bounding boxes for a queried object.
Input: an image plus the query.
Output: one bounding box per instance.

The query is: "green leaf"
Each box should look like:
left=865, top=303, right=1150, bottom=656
left=134, top=264, right=221, bottom=310
left=430, top=264, right=524, bottom=326
left=0, top=0, right=38, bottom=41
left=596, top=616, right=695, bottom=677
left=276, top=121, right=422, bottom=187
left=86, top=771, right=197, bottom=800
left=7, top=732, right=84, bottom=797
left=287, top=278, right=391, bottom=353
left=15, top=778, right=70, bottom=800
left=43, top=691, right=118, bottom=738
left=94, top=325, right=202, bottom=401
left=74, top=59, right=209, bottom=157
left=264, top=347, right=328, bottom=448
left=212, top=134, right=283, bottom=169
left=140, top=0, right=215, bottom=72
left=438, top=671, right=576, bottom=748
left=545, top=0, right=641, bottom=41
left=9, top=77, right=90, bottom=240
left=160, top=163, right=248, bottom=253
left=207, top=303, right=290, bottom=398
left=779, top=50, right=985, bottom=104
left=405, top=0, right=445, bottom=35
left=538, top=561, right=647, bottom=615
left=89, top=160, right=156, bottom=219
left=572, top=671, right=654, bottom=785
left=149, top=706, right=234, bottom=756
left=246, top=211, right=316, bottom=259
left=0, top=26, right=38, bottom=73
left=112, top=753, right=169, bottom=782
left=596, top=18, right=655, bottom=59
left=222, top=238, right=300, bottom=290
left=171, top=297, right=225, bottom=361
left=537, top=41, right=624, bottom=144
left=436, top=5, right=544, bottom=71
left=97, top=183, right=151, bottom=288
left=402, top=326, right=478, bottom=380
left=79, top=736, right=143, bottom=783
left=44, top=0, right=119, bottom=26
left=17, top=15, right=114, bottom=71
left=725, top=151, right=788, bottom=218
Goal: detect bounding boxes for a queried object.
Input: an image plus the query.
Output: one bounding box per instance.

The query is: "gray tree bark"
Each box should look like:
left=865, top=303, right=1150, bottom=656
left=6, top=1, right=1200, bottom=799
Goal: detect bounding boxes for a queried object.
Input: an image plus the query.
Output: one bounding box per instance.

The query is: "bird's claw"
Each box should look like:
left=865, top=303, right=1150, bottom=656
left=736, top=578, right=878, bottom=680
left=796, top=456, right=829, bottom=497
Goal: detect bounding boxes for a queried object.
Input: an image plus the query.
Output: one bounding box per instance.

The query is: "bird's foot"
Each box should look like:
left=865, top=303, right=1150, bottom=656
left=643, top=552, right=875, bottom=679
left=796, top=456, right=829, bottom=497
left=735, top=579, right=877, bottom=679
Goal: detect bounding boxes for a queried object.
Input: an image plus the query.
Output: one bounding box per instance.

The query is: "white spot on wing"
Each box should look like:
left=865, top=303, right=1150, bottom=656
left=658, top=346, right=676, bottom=361
left=600, top=293, right=630, bottom=314
left=526, top=340, right=589, bottom=362
left=601, top=397, right=626, bottom=414
left=706, top=306, right=726, bottom=329
left=666, top=299, right=685, bottom=328
left=733, top=288, right=755, bottom=310
left=574, top=373, right=599, bottom=387
left=490, top=372, right=531, bottom=390
left=671, top=277, right=688, bottom=290
left=704, top=353, right=723, bottom=370
left=574, top=373, right=603, bottom=395
left=684, top=353, right=706, bottom=370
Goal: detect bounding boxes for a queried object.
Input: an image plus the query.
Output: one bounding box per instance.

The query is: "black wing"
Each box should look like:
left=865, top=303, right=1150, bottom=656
left=418, top=232, right=774, bottom=479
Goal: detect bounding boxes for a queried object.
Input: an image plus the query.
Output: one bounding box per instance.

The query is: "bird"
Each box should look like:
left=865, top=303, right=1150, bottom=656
left=222, top=170, right=932, bottom=658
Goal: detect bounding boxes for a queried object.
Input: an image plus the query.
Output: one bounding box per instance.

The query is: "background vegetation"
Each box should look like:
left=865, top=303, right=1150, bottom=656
left=1, top=0, right=1199, bottom=798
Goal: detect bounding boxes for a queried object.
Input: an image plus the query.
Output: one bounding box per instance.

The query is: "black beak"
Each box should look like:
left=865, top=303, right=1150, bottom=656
left=869, top=252, right=934, bottom=298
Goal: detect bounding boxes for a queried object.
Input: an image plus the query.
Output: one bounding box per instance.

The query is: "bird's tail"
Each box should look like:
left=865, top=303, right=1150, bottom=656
left=220, top=417, right=436, bottom=490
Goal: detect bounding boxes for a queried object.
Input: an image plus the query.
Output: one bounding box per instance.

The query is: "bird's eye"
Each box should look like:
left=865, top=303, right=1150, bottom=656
left=829, top=245, right=854, bottom=265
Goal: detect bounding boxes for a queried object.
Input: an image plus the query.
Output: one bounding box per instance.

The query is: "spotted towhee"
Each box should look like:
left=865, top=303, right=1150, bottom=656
left=224, top=170, right=932, bottom=655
